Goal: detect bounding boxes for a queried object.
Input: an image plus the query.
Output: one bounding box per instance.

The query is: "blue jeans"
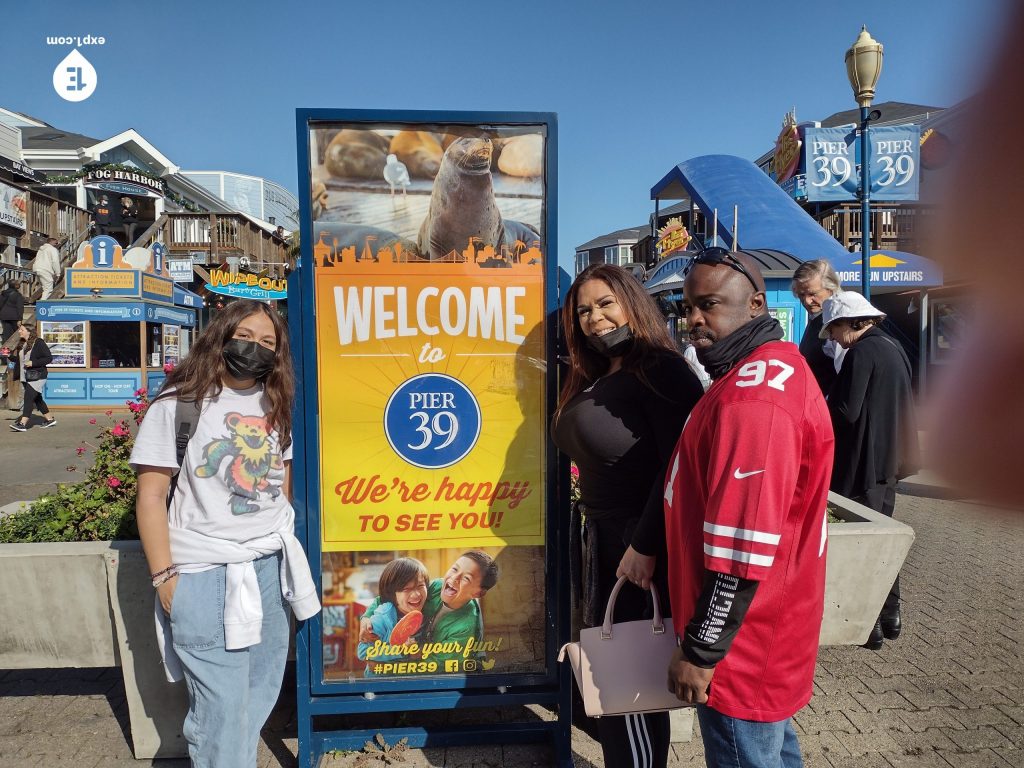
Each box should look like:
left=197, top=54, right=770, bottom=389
left=171, top=553, right=289, bottom=768
left=697, top=705, right=803, bottom=768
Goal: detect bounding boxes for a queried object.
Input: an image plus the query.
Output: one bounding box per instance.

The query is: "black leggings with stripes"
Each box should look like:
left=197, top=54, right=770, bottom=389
left=587, top=515, right=671, bottom=768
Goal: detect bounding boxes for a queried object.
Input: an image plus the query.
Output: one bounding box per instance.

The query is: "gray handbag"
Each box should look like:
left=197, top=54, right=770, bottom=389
left=558, top=576, right=688, bottom=717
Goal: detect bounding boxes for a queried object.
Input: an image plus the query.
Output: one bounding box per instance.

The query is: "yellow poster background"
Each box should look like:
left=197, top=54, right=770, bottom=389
left=315, top=260, right=545, bottom=552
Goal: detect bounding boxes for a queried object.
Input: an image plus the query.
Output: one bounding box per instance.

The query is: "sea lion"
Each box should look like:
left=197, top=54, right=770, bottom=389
left=418, top=137, right=504, bottom=260
left=324, top=130, right=389, bottom=180
left=311, top=181, right=328, bottom=220
left=441, top=133, right=505, bottom=171
left=497, top=134, right=543, bottom=177
left=389, top=131, right=443, bottom=178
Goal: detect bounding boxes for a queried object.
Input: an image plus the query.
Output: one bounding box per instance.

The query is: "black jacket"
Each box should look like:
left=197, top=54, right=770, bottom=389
left=828, top=327, right=919, bottom=497
left=18, top=338, right=53, bottom=380
left=0, top=287, right=24, bottom=323
left=799, top=313, right=837, bottom=395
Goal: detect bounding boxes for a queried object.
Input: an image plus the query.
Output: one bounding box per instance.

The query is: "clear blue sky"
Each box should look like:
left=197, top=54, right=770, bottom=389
left=4, top=0, right=1009, bottom=270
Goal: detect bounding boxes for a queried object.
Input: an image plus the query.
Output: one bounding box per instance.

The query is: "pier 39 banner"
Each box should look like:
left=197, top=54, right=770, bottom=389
left=306, top=116, right=550, bottom=681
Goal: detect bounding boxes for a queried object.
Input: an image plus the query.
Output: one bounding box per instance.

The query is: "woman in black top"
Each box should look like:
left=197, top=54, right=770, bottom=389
left=11, top=321, right=56, bottom=432
left=120, top=196, right=139, bottom=246
left=821, top=292, right=918, bottom=649
left=552, top=264, right=703, bottom=768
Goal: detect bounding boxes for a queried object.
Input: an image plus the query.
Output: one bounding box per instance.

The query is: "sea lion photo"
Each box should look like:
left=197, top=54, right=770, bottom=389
left=418, top=137, right=540, bottom=261
left=497, top=134, right=543, bottom=177
left=418, top=137, right=504, bottom=260
left=324, top=130, right=390, bottom=179
left=389, top=131, right=444, bottom=178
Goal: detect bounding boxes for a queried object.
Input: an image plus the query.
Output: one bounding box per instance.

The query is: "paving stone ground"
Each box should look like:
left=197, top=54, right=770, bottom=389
left=1, top=493, right=1021, bottom=767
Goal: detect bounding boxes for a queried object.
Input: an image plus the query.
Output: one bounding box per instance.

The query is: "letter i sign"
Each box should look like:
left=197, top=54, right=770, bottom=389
left=89, top=236, right=119, bottom=268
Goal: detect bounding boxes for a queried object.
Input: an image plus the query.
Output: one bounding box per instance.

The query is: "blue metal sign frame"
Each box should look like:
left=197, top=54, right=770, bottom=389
left=291, top=108, right=569, bottom=767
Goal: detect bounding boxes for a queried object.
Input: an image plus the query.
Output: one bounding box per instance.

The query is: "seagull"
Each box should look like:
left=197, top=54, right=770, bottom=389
left=383, top=154, right=411, bottom=202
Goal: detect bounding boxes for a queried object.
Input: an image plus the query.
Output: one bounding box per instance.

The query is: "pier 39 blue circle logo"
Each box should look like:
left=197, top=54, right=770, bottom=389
left=384, top=374, right=481, bottom=469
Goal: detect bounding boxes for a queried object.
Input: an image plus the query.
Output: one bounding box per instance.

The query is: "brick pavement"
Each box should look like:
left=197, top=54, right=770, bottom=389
left=1, top=494, right=1021, bottom=767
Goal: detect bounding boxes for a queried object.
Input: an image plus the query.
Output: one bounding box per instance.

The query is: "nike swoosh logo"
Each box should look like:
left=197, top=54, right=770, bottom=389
left=733, top=468, right=765, bottom=479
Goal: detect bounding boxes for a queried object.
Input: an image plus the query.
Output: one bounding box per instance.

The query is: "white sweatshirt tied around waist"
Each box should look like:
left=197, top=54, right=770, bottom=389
left=154, top=526, right=321, bottom=682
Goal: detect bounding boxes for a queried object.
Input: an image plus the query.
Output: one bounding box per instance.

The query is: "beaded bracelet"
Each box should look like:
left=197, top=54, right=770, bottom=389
left=151, top=566, right=178, bottom=588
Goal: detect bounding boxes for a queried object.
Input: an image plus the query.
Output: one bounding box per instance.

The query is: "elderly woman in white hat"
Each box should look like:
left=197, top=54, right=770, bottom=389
left=820, top=292, right=919, bottom=650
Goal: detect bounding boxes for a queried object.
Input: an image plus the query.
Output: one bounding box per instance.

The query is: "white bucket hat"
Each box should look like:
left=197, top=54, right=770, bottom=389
left=819, top=292, right=885, bottom=339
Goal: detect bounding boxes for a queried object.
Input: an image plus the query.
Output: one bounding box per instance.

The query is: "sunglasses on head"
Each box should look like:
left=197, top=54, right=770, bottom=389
left=682, top=247, right=760, bottom=291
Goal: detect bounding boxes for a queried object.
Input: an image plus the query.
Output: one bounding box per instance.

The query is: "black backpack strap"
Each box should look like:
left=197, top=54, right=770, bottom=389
left=167, top=398, right=200, bottom=504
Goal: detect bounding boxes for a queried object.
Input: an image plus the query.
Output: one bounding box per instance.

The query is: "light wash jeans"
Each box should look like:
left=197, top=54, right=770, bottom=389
left=697, top=705, right=803, bottom=768
left=171, top=552, right=289, bottom=768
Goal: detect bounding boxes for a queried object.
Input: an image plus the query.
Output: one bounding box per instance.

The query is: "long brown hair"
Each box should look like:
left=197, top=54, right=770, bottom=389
left=154, top=301, right=295, bottom=448
left=556, top=263, right=680, bottom=417
left=15, top=321, right=39, bottom=353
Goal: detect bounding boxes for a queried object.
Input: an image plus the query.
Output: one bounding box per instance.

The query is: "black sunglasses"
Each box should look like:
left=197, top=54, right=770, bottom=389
left=682, top=247, right=759, bottom=291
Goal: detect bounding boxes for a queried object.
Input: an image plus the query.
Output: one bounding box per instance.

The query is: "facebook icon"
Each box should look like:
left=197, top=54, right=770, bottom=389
left=53, top=49, right=96, bottom=102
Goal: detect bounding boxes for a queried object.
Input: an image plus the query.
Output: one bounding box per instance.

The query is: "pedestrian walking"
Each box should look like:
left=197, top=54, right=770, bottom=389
left=0, top=279, right=24, bottom=343
left=33, top=237, right=62, bottom=301
left=10, top=321, right=57, bottom=432
left=130, top=300, right=319, bottom=768
left=92, top=195, right=112, bottom=236
left=120, top=197, right=139, bottom=246
left=791, top=259, right=845, bottom=395
left=664, top=249, right=833, bottom=768
left=552, top=263, right=704, bottom=768
left=820, top=292, right=919, bottom=649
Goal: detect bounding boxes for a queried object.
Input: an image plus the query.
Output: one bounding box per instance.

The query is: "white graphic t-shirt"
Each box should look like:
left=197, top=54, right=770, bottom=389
left=130, top=385, right=294, bottom=542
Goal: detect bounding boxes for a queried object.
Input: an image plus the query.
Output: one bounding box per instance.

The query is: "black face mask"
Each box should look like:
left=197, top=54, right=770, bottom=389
left=223, top=339, right=276, bottom=381
left=585, top=324, right=634, bottom=358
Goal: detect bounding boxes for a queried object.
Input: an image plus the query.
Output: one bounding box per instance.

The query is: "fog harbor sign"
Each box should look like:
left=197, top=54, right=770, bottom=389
left=84, top=168, right=166, bottom=198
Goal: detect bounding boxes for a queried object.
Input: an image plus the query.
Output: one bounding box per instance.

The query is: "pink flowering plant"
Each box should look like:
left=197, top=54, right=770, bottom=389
left=570, top=462, right=581, bottom=505
left=0, top=389, right=151, bottom=543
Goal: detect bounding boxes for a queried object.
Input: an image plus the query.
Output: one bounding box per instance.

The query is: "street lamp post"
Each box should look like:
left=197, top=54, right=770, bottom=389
left=845, top=26, right=884, bottom=300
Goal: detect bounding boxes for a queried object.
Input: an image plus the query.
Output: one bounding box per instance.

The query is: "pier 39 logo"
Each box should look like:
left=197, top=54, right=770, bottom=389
left=384, top=374, right=481, bottom=469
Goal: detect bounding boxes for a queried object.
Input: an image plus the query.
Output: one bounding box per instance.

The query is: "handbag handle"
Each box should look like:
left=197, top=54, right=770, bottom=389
left=601, top=575, right=666, bottom=639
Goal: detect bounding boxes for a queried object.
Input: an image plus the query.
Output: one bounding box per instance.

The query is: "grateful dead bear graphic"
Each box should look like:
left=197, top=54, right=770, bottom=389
left=194, top=412, right=284, bottom=515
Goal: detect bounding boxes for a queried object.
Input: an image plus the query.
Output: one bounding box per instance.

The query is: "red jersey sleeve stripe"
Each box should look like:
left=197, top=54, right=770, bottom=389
left=703, top=521, right=781, bottom=545
left=703, top=543, right=775, bottom=567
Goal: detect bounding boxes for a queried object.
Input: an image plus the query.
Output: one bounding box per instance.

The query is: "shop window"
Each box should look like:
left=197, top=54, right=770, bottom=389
left=90, top=321, right=140, bottom=368
left=604, top=245, right=633, bottom=266
left=931, top=298, right=970, bottom=364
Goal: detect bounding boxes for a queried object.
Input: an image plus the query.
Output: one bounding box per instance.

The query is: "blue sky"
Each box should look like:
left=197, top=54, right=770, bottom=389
left=4, top=0, right=1010, bottom=269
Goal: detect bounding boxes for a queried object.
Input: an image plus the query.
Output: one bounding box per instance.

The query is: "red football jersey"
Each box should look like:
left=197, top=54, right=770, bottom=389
left=664, top=340, right=834, bottom=721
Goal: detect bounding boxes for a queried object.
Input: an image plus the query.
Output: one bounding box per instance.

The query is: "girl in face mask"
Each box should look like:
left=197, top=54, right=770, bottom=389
left=130, top=300, right=319, bottom=768
left=551, top=264, right=704, bottom=768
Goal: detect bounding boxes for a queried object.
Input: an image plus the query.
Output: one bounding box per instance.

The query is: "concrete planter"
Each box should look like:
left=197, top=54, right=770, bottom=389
left=820, top=491, right=915, bottom=646
left=0, top=540, right=188, bottom=758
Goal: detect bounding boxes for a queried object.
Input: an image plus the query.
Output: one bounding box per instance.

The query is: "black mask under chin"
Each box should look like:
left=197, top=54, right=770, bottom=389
left=585, top=324, right=634, bottom=358
left=223, top=339, right=276, bottom=381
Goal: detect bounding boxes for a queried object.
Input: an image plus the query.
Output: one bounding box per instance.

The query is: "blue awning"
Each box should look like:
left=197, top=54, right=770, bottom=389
left=174, top=285, right=203, bottom=309
left=831, top=250, right=943, bottom=289
left=651, top=155, right=850, bottom=262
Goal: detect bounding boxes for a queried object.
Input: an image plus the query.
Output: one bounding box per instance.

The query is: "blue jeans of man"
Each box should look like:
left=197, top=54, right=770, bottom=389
left=171, top=553, right=289, bottom=768
left=697, top=705, right=803, bottom=768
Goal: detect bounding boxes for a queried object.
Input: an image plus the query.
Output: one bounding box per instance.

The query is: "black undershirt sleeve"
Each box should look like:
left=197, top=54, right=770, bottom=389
left=630, top=356, right=704, bottom=555
left=680, top=569, right=759, bottom=668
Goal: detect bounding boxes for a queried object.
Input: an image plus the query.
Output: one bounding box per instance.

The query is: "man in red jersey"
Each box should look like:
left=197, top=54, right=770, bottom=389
left=664, top=249, right=834, bottom=767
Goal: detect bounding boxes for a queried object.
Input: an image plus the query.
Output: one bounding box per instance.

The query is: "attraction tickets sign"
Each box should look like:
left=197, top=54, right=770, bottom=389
left=300, top=112, right=554, bottom=683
